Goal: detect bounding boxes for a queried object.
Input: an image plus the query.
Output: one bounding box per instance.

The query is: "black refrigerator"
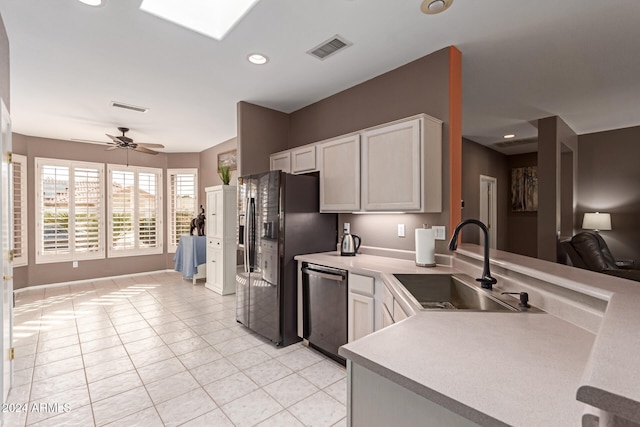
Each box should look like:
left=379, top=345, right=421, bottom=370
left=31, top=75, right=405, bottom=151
left=236, top=170, right=338, bottom=346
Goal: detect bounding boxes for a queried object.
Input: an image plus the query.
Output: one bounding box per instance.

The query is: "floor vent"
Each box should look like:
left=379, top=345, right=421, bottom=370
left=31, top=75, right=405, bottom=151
left=111, top=101, right=149, bottom=113
left=307, top=35, right=351, bottom=60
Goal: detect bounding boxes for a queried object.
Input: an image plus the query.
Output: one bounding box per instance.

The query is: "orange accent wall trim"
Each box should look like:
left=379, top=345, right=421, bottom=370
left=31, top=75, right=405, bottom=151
left=449, top=46, right=463, bottom=235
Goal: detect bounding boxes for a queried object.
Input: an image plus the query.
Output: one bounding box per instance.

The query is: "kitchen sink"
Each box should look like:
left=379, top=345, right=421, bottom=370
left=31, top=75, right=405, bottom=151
left=392, top=274, right=542, bottom=312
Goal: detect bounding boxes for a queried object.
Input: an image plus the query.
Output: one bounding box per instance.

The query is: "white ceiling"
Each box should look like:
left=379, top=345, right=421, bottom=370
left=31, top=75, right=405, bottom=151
left=1, top=0, right=639, bottom=154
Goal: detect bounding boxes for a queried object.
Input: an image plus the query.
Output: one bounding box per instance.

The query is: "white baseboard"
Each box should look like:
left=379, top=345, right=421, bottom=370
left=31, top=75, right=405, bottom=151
left=14, top=269, right=177, bottom=293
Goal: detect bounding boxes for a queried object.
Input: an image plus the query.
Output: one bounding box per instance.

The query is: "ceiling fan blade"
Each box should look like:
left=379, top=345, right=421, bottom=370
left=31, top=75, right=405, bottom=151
left=136, top=142, right=165, bottom=149
left=134, top=146, right=160, bottom=155
left=105, top=146, right=119, bottom=151
left=106, top=134, right=119, bottom=143
left=71, top=138, right=107, bottom=144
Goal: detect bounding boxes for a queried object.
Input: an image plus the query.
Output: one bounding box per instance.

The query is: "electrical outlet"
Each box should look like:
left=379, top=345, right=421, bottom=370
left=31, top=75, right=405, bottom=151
left=433, top=226, right=446, bottom=240
left=397, top=224, right=405, bottom=237
left=72, top=261, right=78, bottom=268
left=343, top=222, right=350, bottom=234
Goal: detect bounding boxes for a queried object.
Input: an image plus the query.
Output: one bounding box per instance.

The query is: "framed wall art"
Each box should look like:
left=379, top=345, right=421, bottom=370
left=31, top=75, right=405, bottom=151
left=217, top=149, right=237, bottom=172
left=511, top=166, right=538, bottom=212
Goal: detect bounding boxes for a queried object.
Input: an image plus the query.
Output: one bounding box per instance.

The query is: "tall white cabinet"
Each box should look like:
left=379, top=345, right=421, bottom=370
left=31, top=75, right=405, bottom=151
left=205, top=185, right=237, bottom=295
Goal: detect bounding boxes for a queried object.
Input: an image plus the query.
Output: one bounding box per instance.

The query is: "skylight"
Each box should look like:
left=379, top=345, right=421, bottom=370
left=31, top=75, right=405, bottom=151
left=140, top=0, right=260, bottom=40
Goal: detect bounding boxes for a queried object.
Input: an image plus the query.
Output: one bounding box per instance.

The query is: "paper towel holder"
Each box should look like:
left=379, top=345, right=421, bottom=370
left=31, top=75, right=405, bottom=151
left=415, top=224, right=436, bottom=268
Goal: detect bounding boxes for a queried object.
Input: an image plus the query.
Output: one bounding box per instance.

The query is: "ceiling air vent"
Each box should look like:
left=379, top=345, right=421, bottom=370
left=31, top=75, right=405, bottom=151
left=111, top=101, right=149, bottom=113
left=307, top=35, right=352, bottom=60
left=492, top=138, right=537, bottom=148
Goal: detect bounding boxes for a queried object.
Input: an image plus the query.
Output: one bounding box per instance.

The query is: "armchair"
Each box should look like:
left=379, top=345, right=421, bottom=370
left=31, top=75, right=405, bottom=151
left=560, top=232, right=640, bottom=282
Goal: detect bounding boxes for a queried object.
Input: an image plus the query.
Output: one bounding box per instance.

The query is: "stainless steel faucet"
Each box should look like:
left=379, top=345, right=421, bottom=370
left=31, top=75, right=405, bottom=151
left=448, top=219, right=497, bottom=290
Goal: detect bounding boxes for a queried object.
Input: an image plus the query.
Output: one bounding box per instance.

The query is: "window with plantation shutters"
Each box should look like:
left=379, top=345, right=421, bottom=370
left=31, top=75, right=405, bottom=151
left=167, top=169, right=198, bottom=253
left=108, top=165, right=163, bottom=256
left=12, top=154, right=27, bottom=266
left=35, top=158, right=105, bottom=264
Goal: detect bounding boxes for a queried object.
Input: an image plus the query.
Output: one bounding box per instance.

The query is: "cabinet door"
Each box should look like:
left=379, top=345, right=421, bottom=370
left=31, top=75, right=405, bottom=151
left=361, top=119, right=421, bottom=211
left=270, top=151, right=291, bottom=173
left=381, top=303, right=394, bottom=329
left=205, top=246, right=223, bottom=293
left=206, top=190, right=224, bottom=239
left=291, top=146, right=316, bottom=174
left=319, top=135, right=360, bottom=212
left=348, top=291, right=375, bottom=342
left=393, top=299, right=409, bottom=322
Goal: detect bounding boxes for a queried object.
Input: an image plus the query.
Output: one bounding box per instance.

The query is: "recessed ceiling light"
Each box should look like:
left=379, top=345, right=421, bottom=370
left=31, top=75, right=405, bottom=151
left=421, top=0, right=453, bottom=14
left=140, top=0, right=260, bottom=40
left=78, top=0, right=103, bottom=6
left=504, top=134, right=516, bottom=139
left=247, top=53, right=268, bottom=65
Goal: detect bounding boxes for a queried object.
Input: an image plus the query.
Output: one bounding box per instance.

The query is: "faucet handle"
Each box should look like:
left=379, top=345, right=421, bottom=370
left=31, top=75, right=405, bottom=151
left=477, top=275, right=497, bottom=290
left=501, top=292, right=530, bottom=308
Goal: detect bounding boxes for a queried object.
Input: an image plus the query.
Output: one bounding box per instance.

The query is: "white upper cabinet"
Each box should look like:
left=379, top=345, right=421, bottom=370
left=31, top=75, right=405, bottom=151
left=362, top=115, right=442, bottom=212
left=270, top=145, right=318, bottom=175
left=270, top=151, right=291, bottom=173
left=291, top=145, right=316, bottom=173
left=318, top=134, right=361, bottom=212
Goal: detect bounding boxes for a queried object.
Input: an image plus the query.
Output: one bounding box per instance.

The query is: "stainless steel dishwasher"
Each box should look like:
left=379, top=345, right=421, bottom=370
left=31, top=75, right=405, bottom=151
left=301, top=262, right=348, bottom=364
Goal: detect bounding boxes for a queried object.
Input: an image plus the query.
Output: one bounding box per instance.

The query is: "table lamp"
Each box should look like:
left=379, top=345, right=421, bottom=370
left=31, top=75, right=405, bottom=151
left=582, top=212, right=611, bottom=233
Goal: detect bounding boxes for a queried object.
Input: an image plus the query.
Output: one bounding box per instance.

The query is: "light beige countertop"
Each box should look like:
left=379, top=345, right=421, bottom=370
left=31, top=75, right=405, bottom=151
left=295, top=246, right=640, bottom=426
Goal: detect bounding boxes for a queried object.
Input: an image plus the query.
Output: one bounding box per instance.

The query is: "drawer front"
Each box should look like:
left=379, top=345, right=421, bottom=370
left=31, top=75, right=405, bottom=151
left=349, top=273, right=374, bottom=295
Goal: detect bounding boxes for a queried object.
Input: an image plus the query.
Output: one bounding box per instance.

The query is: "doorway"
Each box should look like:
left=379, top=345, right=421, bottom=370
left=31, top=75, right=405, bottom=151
left=479, top=175, right=497, bottom=249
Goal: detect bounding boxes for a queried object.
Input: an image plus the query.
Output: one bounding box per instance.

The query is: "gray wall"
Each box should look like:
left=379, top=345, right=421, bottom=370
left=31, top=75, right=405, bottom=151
left=537, top=116, right=577, bottom=262
left=506, top=152, right=538, bottom=258
left=0, top=14, right=8, bottom=111
left=198, top=137, right=238, bottom=202
left=577, top=125, right=640, bottom=262
left=461, top=138, right=509, bottom=249
left=237, top=102, right=288, bottom=176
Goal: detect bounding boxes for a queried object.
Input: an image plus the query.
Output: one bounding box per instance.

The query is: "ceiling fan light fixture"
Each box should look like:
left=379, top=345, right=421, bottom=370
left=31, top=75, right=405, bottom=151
left=78, top=0, right=103, bottom=6
left=421, top=0, right=453, bottom=15
left=504, top=134, right=516, bottom=139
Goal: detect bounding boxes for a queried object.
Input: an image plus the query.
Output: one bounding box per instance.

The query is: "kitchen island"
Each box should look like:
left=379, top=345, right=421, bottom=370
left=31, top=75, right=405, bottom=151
left=295, top=244, right=640, bottom=426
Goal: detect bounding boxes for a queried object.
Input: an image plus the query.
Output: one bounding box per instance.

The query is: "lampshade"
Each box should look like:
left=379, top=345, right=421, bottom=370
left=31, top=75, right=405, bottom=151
left=582, top=212, right=612, bottom=231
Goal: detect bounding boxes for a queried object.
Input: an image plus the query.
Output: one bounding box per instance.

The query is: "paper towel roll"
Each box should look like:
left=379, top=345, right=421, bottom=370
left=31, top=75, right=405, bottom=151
left=415, top=228, right=436, bottom=267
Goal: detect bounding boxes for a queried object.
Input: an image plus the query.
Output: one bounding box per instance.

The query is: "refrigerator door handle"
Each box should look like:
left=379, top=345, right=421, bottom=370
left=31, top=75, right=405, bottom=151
left=244, top=197, right=250, bottom=273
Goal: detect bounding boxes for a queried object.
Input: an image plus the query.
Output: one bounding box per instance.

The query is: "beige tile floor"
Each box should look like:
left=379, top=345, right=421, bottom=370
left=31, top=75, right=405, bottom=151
left=3, top=272, right=347, bottom=427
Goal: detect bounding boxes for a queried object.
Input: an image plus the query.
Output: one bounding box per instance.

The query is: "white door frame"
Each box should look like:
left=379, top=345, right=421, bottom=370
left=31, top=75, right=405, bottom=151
left=0, top=98, right=12, bottom=408
left=479, top=175, right=497, bottom=249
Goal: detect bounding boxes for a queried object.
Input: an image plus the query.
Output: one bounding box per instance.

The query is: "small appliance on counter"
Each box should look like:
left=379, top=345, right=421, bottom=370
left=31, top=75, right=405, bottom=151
left=415, top=224, right=436, bottom=267
left=340, top=223, right=361, bottom=256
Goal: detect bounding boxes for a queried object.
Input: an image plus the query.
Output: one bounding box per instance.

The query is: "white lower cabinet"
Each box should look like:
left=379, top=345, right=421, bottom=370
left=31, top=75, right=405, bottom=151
left=205, top=185, right=237, bottom=295
left=348, top=273, right=375, bottom=342
left=349, top=362, right=478, bottom=427
left=381, top=303, right=394, bottom=329
left=378, top=280, right=410, bottom=327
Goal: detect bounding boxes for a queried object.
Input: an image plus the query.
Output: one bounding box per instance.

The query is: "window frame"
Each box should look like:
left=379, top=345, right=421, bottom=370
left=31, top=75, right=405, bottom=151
left=12, top=154, right=27, bottom=267
left=167, top=168, right=198, bottom=253
left=35, top=157, right=105, bottom=264
left=107, top=164, right=163, bottom=257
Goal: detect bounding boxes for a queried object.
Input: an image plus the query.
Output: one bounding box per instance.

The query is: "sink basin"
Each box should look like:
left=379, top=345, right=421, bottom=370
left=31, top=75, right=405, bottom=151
left=393, top=274, right=541, bottom=312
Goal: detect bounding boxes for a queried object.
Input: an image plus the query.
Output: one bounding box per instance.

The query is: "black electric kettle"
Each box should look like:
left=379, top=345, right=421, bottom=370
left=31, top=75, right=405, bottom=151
left=341, top=232, right=361, bottom=256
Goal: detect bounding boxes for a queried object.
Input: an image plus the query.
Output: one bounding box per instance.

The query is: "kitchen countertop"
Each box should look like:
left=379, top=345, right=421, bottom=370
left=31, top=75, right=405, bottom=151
left=295, top=246, right=640, bottom=426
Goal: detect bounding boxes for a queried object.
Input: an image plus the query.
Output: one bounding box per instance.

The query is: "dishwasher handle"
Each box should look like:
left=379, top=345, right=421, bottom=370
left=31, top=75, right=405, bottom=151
left=301, top=267, right=346, bottom=282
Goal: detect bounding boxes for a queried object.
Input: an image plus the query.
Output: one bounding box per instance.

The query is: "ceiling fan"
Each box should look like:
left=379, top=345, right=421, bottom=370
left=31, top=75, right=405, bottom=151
left=105, top=127, right=164, bottom=155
